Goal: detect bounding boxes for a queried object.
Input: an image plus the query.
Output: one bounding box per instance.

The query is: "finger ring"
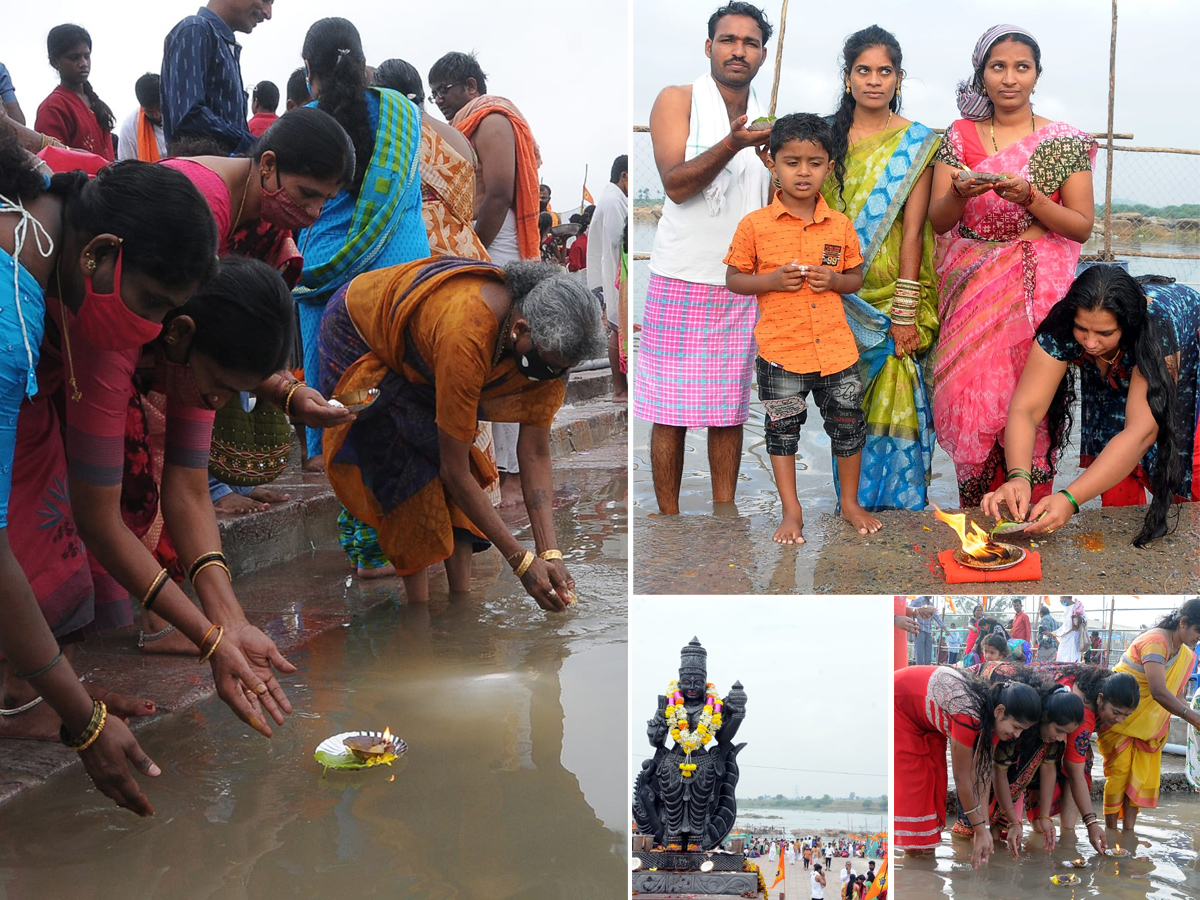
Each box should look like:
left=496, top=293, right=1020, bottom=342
left=1046, top=528, right=1055, bottom=533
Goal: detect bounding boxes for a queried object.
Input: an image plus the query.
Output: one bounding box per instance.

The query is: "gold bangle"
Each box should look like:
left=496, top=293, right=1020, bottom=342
left=188, top=551, right=227, bottom=583
left=191, top=559, right=232, bottom=583
left=199, top=624, right=218, bottom=652
left=198, top=626, right=225, bottom=664
left=61, top=698, right=108, bottom=751
left=538, top=549, right=563, bottom=561
left=283, top=381, right=306, bottom=419
left=513, top=551, right=535, bottom=579
left=141, top=568, right=170, bottom=612
left=73, top=702, right=108, bottom=751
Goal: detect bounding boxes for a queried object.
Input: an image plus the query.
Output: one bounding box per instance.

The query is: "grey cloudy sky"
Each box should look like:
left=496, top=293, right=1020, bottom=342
left=4, top=0, right=627, bottom=209
left=633, top=0, right=1200, bottom=208
left=631, top=597, right=890, bottom=800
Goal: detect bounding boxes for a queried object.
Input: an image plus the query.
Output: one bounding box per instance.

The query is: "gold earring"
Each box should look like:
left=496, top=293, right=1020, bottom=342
left=511, top=331, right=518, bottom=342
left=85, top=258, right=97, bottom=271
left=165, top=334, right=177, bottom=345
left=772, top=176, right=781, bottom=189
left=895, top=85, right=901, bottom=101
left=845, top=82, right=851, bottom=95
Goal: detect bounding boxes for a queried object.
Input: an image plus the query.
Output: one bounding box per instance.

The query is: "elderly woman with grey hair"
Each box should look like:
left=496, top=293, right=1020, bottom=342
left=318, top=255, right=605, bottom=610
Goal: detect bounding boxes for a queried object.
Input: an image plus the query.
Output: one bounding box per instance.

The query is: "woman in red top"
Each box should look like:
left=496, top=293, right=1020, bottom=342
left=34, top=25, right=115, bottom=161
left=1026, top=664, right=1139, bottom=852
left=895, top=665, right=1040, bottom=868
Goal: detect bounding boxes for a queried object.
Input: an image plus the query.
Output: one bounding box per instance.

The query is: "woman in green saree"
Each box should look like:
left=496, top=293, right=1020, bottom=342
left=822, top=25, right=940, bottom=510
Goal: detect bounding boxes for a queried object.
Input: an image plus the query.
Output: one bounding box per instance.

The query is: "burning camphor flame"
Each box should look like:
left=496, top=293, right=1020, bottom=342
left=381, top=726, right=393, bottom=745
left=932, top=505, right=1009, bottom=562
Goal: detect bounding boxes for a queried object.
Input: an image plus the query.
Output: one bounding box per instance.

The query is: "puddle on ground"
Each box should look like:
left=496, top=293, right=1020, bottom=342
left=0, top=462, right=627, bottom=900
left=896, top=795, right=1200, bottom=899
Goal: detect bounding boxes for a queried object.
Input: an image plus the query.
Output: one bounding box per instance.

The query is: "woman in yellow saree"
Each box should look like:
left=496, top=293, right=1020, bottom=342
left=1098, top=598, right=1200, bottom=830
left=822, top=26, right=940, bottom=510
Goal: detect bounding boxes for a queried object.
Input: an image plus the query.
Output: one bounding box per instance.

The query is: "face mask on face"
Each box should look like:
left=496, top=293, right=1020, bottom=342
left=259, top=172, right=320, bottom=230
left=517, top=345, right=566, bottom=382
left=74, top=246, right=164, bottom=350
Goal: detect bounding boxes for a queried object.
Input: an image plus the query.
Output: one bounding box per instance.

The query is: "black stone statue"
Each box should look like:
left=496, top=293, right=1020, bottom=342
left=632, top=637, right=746, bottom=850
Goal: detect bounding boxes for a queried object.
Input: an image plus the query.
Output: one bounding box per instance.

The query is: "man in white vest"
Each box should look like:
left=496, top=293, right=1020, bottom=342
left=633, top=2, right=773, bottom=514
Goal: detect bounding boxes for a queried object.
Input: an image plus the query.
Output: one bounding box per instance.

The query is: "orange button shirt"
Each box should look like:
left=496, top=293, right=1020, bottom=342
left=724, top=191, right=863, bottom=376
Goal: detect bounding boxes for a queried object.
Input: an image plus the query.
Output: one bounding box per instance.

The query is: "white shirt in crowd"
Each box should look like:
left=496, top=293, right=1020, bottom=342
left=811, top=869, right=825, bottom=899
left=586, top=179, right=627, bottom=326
left=1055, top=601, right=1087, bottom=663
left=116, top=108, right=167, bottom=161
left=841, top=866, right=853, bottom=886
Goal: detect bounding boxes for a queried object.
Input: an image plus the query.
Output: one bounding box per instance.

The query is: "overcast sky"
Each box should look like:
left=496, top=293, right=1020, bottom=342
left=632, top=0, right=1200, bottom=208
left=4, top=0, right=627, bottom=210
left=631, top=597, right=890, bottom=800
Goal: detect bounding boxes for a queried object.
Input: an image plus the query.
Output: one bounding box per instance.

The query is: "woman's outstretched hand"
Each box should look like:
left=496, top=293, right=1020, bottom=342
left=78, top=717, right=160, bottom=816
left=518, top=557, right=570, bottom=612
left=208, top=626, right=296, bottom=736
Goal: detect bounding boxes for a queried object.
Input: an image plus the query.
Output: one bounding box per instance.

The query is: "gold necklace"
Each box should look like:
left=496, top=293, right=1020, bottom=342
left=492, top=304, right=516, bottom=368
left=990, top=110, right=1037, bottom=153
left=850, top=109, right=892, bottom=145
left=54, top=256, right=82, bottom=402
left=231, top=160, right=253, bottom=236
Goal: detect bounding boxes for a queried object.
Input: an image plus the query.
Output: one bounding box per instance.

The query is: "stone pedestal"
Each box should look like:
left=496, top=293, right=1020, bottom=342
left=632, top=850, right=757, bottom=896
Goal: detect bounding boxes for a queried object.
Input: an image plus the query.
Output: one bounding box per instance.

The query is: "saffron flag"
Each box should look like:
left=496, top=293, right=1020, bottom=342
left=583, top=185, right=595, bottom=205
left=864, top=856, right=888, bottom=900
left=770, top=849, right=785, bottom=888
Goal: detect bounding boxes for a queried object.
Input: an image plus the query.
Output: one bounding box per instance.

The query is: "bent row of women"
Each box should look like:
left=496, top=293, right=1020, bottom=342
left=818, top=23, right=1197, bottom=545
left=0, top=16, right=603, bottom=816
left=896, top=598, right=1200, bottom=867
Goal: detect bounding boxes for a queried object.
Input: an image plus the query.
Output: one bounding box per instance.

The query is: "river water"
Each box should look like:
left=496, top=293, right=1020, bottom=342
left=0, top=460, right=628, bottom=899
left=896, top=795, right=1200, bottom=899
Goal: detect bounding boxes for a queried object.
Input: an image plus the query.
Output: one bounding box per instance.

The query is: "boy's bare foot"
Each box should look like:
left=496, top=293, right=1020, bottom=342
left=842, top=503, right=882, bottom=535
left=498, top=472, right=524, bottom=508
left=247, top=486, right=290, bottom=504
left=773, top=511, right=805, bottom=545
left=357, top=564, right=396, bottom=580
left=301, top=456, right=325, bottom=473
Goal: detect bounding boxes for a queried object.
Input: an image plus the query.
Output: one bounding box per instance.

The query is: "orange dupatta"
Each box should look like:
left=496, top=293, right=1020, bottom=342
left=451, top=95, right=542, bottom=259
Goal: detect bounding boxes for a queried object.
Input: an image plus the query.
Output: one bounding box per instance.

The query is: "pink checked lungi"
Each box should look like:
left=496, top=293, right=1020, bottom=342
left=632, top=273, right=757, bottom=427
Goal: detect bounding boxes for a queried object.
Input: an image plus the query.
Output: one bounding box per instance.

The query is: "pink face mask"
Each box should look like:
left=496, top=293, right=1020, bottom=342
left=73, top=246, right=164, bottom=351
left=259, top=172, right=320, bottom=231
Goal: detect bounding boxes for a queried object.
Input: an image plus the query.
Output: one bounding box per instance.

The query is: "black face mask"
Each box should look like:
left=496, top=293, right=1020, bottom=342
left=517, top=346, right=566, bottom=381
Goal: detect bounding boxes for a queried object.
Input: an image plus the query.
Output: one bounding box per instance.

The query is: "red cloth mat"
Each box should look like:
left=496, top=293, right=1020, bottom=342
left=938, top=549, right=1042, bottom=584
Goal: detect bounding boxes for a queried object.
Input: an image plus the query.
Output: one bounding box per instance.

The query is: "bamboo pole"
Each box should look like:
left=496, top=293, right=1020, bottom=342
left=1103, top=0, right=1119, bottom=260
left=1105, top=595, right=1116, bottom=668
left=1081, top=252, right=1200, bottom=261
left=768, top=0, right=789, bottom=117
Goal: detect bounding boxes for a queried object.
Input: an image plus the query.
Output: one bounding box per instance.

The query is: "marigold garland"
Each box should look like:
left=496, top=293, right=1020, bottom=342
left=664, top=680, right=722, bottom=776
left=743, top=859, right=769, bottom=899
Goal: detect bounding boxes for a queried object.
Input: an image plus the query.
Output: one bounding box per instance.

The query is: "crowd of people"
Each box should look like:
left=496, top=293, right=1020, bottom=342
left=894, top=596, right=1200, bottom=868
left=0, top=1, right=625, bottom=817
left=634, top=3, right=1199, bottom=549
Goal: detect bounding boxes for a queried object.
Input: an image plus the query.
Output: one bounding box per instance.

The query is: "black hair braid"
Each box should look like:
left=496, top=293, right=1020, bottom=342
left=827, top=25, right=903, bottom=211
left=81, top=80, right=115, bottom=134
left=0, top=131, right=52, bottom=201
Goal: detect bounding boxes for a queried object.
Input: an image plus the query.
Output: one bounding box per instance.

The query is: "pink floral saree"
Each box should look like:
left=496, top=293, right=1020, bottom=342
left=932, top=119, right=1097, bottom=504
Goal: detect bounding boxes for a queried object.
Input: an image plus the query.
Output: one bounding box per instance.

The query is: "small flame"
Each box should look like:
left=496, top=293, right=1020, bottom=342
left=933, top=504, right=1009, bottom=560
left=382, top=726, right=392, bottom=743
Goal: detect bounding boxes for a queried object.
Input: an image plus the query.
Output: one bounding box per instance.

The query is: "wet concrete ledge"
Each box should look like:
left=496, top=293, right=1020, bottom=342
left=0, top=388, right=626, bottom=809
left=634, top=501, right=1200, bottom=595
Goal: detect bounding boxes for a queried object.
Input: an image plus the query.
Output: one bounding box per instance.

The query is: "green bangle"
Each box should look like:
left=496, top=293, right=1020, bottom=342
left=1058, top=489, right=1080, bottom=514
left=12, top=648, right=63, bottom=680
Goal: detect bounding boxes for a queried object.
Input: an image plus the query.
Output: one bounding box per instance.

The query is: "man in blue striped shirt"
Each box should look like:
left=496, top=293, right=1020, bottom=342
left=161, top=0, right=274, bottom=155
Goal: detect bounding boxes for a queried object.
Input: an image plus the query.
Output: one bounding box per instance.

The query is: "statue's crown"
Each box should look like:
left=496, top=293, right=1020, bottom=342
left=679, top=636, right=707, bottom=674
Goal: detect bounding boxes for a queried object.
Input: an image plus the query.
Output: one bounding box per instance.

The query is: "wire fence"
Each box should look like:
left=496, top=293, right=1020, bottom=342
left=631, top=128, right=1200, bottom=286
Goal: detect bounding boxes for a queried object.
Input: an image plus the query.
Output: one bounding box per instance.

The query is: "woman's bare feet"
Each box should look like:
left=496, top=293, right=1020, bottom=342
left=214, top=493, right=270, bottom=515
left=773, top=510, right=805, bottom=545
left=842, top=502, right=882, bottom=536
left=0, top=676, right=155, bottom=740
left=247, top=486, right=290, bottom=504
left=139, top=611, right=199, bottom=655
left=498, top=472, right=524, bottom=508
left=301, top=455, right=325, bottom=473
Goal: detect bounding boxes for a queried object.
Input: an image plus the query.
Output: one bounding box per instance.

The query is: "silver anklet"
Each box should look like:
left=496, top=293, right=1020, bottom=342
left=0, top=695, right=44, bottom=716
left=138, top=624, right=177, bottom=649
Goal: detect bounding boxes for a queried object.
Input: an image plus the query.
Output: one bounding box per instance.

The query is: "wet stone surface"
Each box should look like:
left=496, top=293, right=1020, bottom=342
left=634, top=502, right=1200, bottom=595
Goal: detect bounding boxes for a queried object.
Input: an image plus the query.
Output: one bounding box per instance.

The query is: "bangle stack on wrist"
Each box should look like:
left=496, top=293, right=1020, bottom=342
left=189, top=551, right=231, bottom=584
left=61, top=698, right=108, bottom=751
left=198, top=625, right=225, bottom=664
left=283, top=381, right=306, bottom=419
left=507, top=549, right=535, bottom=579
left=891, top=279, right=921, bottom=326
left=1017, top=185, right=1038, bottom=208
left=1006, top=467, right=1033, bottom=488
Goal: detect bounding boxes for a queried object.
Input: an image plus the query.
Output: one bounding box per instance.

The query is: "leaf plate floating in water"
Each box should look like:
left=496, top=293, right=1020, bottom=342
left=314, top=730, right=407, bottom=770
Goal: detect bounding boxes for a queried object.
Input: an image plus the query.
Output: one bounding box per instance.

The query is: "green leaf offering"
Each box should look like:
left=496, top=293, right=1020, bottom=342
left=747, top=115, right=776, bottom=132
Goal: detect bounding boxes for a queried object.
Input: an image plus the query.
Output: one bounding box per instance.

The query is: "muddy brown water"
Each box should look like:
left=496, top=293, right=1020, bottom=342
left=0, top=460, right=627, bottom=899
left=896, top=795, right=1200, bottom=899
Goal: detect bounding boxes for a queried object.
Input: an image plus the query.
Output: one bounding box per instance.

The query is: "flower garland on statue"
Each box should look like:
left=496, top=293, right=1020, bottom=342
left=664, top=680, right=723, bottom=777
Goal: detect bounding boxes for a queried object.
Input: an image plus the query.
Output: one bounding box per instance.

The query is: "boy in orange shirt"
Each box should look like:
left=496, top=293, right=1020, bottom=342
left=724, top=112, right=880, bottom=544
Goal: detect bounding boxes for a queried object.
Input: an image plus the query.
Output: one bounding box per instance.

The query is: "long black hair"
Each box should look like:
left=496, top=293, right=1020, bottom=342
left=972, top=617, right=1009, bottom=659
left=302, top=18, right=371, bottom=192
left=828, top=25, right=903, bottom=210
left=175, top=257, right=294, bottom=379
left=250, top=106, right=355, bottom=185
left=1037, top=265, right=1181, bottom=546
left=1155, top=597, right=1200, bottom=632
left=47, top=24, right=115, bottom=133
left=958, top=672, right=1041, bottom=787
left=1054, top=663, right=1140, bottom=711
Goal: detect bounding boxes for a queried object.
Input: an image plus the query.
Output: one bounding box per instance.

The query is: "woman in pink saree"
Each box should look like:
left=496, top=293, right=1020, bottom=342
left=928, top=25, right=1096, bottom=505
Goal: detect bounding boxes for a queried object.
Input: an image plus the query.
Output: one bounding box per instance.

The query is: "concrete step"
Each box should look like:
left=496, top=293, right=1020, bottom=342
left=220, top=396, right=626, bottom=578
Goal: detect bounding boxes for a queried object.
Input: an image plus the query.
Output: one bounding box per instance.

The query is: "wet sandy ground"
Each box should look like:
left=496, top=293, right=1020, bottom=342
left=895, top=794, right=1200, bottom=899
